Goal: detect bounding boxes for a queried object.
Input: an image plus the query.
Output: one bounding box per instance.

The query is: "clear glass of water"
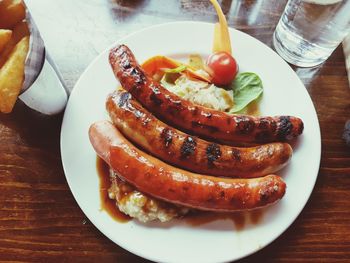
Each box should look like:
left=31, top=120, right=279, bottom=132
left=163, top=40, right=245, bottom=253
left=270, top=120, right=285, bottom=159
left=273, top=0, right=350, bottom=67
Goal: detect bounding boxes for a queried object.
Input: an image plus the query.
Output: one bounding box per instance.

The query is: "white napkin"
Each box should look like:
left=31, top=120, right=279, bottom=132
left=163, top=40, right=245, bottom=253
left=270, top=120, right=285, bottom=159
left=343, top=34, right=350, bottom=86
left=19, top=3, right=68, bottom=115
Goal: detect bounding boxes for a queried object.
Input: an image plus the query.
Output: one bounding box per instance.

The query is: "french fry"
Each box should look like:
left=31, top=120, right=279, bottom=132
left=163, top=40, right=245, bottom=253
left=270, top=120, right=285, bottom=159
left=0, top=0, right=26, bottom=29
left=0, top=21, right=29, bottom=68
left=0, top=36, right=29, bottom=113
left=0, top=29, right=12, bottom=53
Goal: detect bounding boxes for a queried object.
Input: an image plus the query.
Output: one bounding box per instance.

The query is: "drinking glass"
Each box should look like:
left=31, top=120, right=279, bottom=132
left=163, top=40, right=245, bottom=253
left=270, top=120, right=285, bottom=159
left=273, top=0, right=350, bottom=67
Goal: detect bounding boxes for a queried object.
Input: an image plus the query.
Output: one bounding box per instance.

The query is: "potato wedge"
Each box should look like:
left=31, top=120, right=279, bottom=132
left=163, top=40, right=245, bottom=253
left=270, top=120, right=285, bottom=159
left=0, top=0, right=26, bottom=29
left=0, top=36, right=29, bottom=113
left=0, top=21, right=29, bottom=68
left=0, top=29, right=12, bottom=53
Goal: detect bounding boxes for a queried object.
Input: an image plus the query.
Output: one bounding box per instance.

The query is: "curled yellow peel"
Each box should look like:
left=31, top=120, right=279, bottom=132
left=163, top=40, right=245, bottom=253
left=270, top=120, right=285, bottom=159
left=210, top=0, right=232, bottom=54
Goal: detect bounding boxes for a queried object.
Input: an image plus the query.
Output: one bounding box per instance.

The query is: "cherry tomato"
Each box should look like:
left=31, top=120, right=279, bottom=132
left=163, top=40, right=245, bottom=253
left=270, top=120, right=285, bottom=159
left=206, top=51, right=238, bottom=86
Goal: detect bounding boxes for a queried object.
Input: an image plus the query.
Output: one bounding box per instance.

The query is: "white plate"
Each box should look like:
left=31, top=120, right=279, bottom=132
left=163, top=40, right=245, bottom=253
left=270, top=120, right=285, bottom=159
left=61, top=21, right=321, bottom=263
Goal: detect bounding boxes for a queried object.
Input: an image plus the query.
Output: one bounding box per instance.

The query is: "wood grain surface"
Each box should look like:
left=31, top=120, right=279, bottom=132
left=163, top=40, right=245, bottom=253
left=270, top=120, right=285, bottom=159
left=1, top=0, right=350, bottom=262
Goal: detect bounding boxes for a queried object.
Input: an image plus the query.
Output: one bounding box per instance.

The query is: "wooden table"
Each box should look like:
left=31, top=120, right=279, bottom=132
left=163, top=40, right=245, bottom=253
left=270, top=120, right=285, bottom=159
left=1, top=0, right=350, bottom=262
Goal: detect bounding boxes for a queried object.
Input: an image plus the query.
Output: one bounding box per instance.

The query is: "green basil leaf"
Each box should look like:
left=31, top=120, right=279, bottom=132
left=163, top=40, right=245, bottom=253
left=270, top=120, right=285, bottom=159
left=230, top=72, right=263, bottom=113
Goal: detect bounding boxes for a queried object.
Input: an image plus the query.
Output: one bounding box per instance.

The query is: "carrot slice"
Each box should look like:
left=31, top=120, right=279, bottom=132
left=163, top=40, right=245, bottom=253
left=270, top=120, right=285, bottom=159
left=142, top=56, right=212, bottom=83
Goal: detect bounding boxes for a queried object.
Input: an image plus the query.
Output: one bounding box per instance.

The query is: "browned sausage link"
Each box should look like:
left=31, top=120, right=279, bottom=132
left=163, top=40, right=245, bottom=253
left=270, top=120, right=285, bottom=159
left=89, top=121, right=286, bottom=212
left=109, top=44, right=304, bottom=143
left=107, top=89, right=293, bottom=178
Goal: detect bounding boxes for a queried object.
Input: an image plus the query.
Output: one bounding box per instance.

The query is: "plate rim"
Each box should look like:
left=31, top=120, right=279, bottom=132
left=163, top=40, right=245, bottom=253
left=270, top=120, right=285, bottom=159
left=60, top=21, right=322, bottom=263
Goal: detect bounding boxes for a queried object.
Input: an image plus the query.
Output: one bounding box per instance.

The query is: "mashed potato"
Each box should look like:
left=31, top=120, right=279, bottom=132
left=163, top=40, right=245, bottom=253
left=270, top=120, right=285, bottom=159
left=162, top=74, right=234, bottom=112
left=108, top=170, right=189, bottom=223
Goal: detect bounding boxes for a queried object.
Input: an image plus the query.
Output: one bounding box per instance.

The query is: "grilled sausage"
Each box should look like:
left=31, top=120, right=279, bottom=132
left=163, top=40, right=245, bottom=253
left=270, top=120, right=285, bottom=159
left=109, top=44, right=304, bottom=144
left=107, top=89, right=293, bottom=178
left=89, top=120, right=286, bottom=212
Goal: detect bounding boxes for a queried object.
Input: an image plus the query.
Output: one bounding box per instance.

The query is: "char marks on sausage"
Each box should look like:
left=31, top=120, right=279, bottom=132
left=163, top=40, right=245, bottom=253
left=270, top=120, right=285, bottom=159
left=106, top=89, right=293, bottom=178
left=109, top=44, right=304, bottom=144
left=89, top=121, right=287, bottom=212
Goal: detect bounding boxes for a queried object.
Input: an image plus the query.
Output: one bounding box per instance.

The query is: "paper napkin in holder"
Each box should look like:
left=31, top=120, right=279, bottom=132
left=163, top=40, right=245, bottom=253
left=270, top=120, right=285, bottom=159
left=19, top=10, right=68, bottom=115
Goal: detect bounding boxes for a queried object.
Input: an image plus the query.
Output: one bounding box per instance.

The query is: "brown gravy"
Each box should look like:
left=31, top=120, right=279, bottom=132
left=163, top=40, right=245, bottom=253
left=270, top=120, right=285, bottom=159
left=184, top=210, right=263, bottom=230
left=97, top=157, right=264, bottom=228
left=97, top=157, right=131, bottom=223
